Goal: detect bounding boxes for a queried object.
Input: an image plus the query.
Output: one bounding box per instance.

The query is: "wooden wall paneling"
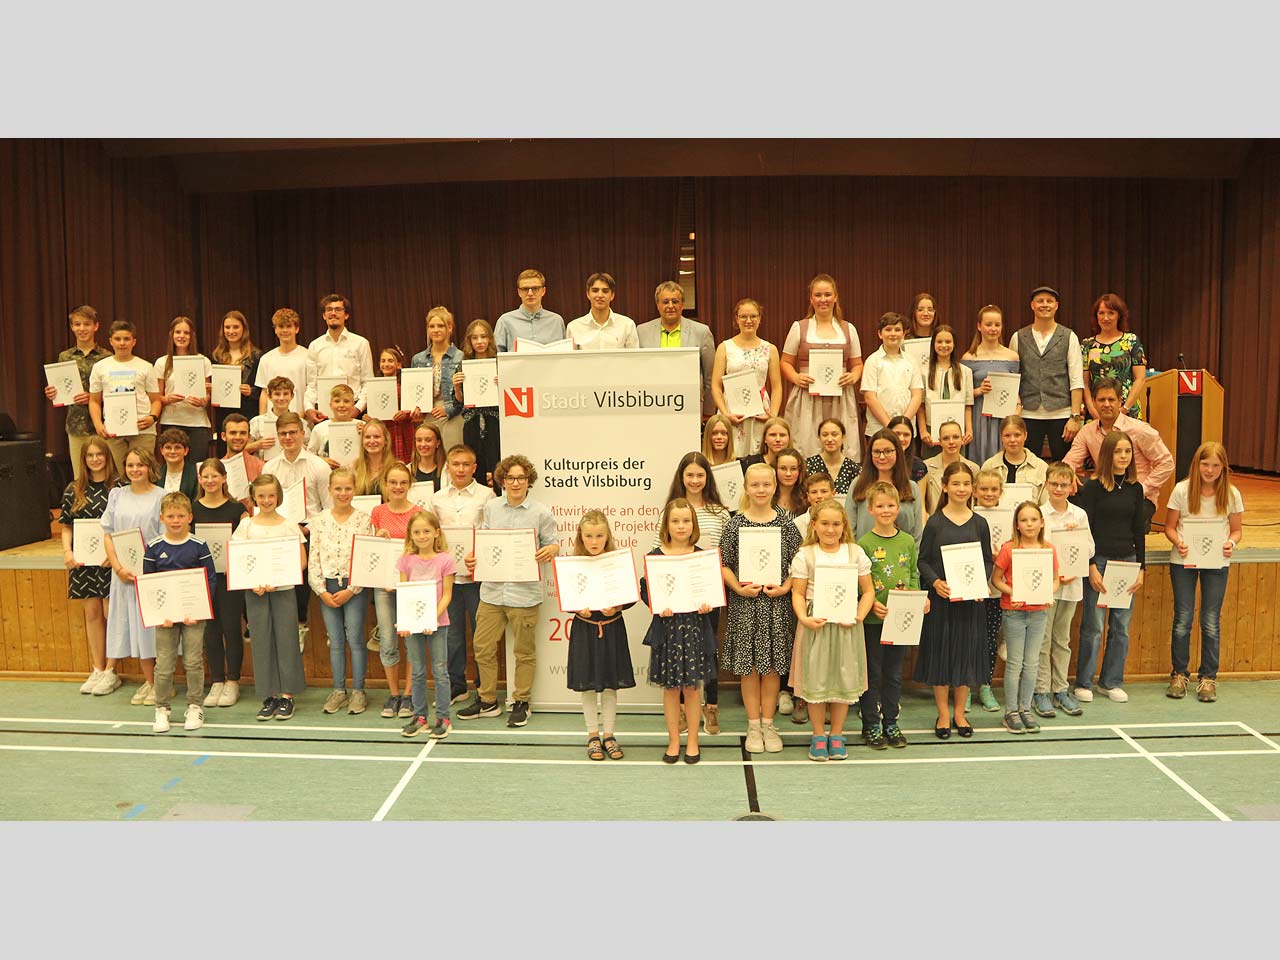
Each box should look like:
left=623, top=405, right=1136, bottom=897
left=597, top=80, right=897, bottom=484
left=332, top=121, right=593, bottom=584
left=1235, top=563, right=1258, bottom=672
left=15, top=572, right=39, bottom=672
left=0, top=571, right=20, bottom=671
left=1154, top=566, right=1175, bottom=677
left=1252, top=564, right=1276, bottom=673
left=34, top=573, right=66, bottom=673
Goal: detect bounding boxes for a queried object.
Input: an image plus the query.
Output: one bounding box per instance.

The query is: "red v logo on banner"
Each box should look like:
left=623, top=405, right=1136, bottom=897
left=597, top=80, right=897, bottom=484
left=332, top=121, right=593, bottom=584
left=1178, top=371, right=1202, bottom=395
left=504, top=386, right=535, bottom=417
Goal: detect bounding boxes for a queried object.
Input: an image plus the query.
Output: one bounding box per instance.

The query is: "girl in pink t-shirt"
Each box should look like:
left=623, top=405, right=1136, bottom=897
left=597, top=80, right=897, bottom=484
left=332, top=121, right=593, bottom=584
left=370, top=462, right=422, bottom=720
left=395, top=510, right=456, bottom=737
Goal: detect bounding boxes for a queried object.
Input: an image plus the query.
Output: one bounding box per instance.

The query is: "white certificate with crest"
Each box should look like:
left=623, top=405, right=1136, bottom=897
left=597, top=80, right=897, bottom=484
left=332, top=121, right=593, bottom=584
left=315, top=375, right=347, bottom=419
left=1182, top=517, right=1231, bottom=570
left=400, top=369, right=433, bottom=412
left=710, top=460, right=744, bottom=510
left=941, top=541, right=987, bottom=602
left=45, top=361, right=83, bottom=407
left=441, top=526, right=473, bottom=575
left=974, top=507, right=1013, bottom=555
left=196, top=522, right=233, bottom=575
left=807, top=349, right=844, bottom=397
left=882, top=590, right=929, bottom=645
left=645, top=550, right=726, bottom=614
left=136, top=568, right=213, bottom=628
left=103, top=391, right=139, bottom=436
left=553, top=550, right=639, bottom=614
left=1011, top=548, right=1055, bottom=606
left=279, top=480, right=307, bottom=524
left=168, top=355, right=206, bottom=397
left=983, top=372, right=1021, bottom=418
left=395, top=580, right=439, bottom=634
left=211, top=364, right=242, bottom=407
left=348, top=534, right=401, bottom=590
left=111, top=527, right=146, bottom=578
left=407, top=481, right=436, bottom=510
left=515, top=337, right=574, bottom=353
left=473, top=528, right=540, bottom=583
left=226, top=536, right=303, bottom=590
left=352, top=494, right=382, bottom=516
left=738, top=526, right=783, bottom=586
left=811, top=563, right=860, bottom=624
left=927, top=399, right=965, bottom=437
left=363, top=377, right=398, bottom=421
left=1098, top=560, right=1142, bottom=609
left=1049, top=527, right=1091, bottom=579
left=902, top=338, right=932, bottom=369
left=722, top=368, right=766, bottom=418
left=327, top=421, right=360, bottom=467
left=998, top=483, right=1036, bottom=509
left=223, top=453, right=250, bottom=502
left=463, top=359, right=499, bottom=408
left=73, top=519, right=106, bottom=566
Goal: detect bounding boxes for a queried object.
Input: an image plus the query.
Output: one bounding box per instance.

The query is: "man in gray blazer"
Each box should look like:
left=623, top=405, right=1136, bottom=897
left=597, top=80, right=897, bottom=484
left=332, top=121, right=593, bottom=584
left=636, top=281, right=716, bottom=416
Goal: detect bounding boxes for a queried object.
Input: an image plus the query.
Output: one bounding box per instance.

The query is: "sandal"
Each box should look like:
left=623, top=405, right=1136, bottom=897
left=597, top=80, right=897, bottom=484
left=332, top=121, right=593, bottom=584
left=587, top=736, right=605, bottom=761
left=602, top=736, right=624, bottom=760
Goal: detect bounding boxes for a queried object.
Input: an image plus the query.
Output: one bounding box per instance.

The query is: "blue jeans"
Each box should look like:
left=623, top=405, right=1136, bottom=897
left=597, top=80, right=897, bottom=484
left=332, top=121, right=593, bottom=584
left=1077, top=555, right=1138, bottom=690
left=1170, top=564, right=1228, bottom=680
left=407, top=626, right=450, bottom=720
left=447, top=581, right=481, bottom=690
left=373, top=588, right=400, bottom=667
left=1002, top=607, right=1048, bottom=712
left=320, top=578, right=370, bottom=690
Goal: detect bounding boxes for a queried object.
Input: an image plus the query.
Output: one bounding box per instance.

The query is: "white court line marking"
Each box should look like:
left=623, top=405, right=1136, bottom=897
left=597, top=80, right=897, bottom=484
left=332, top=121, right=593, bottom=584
left=1111, top=726, right=1231, bottom=821
left=371, top=740, right=435, bottom=821
left=0, top=744, right=409, bottom=763
left=1235, top=721, right=1280, bottom=752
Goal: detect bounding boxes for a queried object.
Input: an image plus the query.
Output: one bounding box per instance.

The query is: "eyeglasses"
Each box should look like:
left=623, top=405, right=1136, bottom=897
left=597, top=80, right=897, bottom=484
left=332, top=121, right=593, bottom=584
left=504, top=474, right=529, bottom=484
left=518, top=286, right=544, bottom=294
left=871, top=448, right=897, bottom=458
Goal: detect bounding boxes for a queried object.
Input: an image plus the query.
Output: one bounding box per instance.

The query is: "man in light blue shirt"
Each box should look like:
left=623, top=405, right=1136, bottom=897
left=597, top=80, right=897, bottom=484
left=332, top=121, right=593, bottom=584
left=457, top=454, right=560, bottom=727
left=494, top=269, right=566, bottom=352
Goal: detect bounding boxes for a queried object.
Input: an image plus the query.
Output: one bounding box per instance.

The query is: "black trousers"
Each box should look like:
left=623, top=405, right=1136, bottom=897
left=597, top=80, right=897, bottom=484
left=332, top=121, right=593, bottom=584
left=1023, top=417, right=1070, bottom=462
left=204, top=574, right=246, bottom=682
left=859, top=623, right=906, bottom=727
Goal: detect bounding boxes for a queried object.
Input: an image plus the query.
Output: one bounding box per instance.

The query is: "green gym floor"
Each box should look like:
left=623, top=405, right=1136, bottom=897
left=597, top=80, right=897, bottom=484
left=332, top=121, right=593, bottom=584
left=1, top=680, right=1277, bottom=821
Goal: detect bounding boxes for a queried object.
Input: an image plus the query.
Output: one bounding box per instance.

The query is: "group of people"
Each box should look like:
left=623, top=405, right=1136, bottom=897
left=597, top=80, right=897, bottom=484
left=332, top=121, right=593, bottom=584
left=45, top=271, right=1241, bottom=761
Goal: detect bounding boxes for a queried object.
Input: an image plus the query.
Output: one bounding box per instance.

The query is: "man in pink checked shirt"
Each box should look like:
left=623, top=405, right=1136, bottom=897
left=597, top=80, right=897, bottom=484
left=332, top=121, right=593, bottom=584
left=1064, top=377, right=1173, bottom=530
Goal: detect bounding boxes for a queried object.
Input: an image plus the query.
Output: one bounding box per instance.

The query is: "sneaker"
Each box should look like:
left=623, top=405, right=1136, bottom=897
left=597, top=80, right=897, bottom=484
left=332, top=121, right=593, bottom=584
left=398, top=695, right=415, bottom=719
left=762, top=721, right=783, bottom=753
left=1032, top=692, right=1056, bottom=718
left=1073, top=686, right=1094, bottom=703
left=203, top=682, right=224, bottom=708
left=153, top=706, right=171, bottom=733
left=863, top=725, right=888, bottom=750
left=1167, top=674, right=1189, bottom=699
left=702, top=703, right=720, bottom=735
left=297, top=624, right=309, bottom=653
left=1197, top=677, right=1218, bottom=702
left=184, top=704, right=204, bottom=731
left=450, top=685, right=470, bottom=705
left=1053, top=691, right=1083, bottom=716
left=380, top=695, right=399, bottom=718
left=402, top=714, right=429, bottom=738
left=366, top=625, right=380, bottom=652
left=217, top=680, right=240, bottom=707
left=1003, top=711, right=1025, bottom=734
left=978, top=684, right=1001, bottom=712
left=348, top=690, right=368, bottom=715
left=808, top=735, right=829, bottom=761
left=507, top=700, right=531, bottom=727
left=1019, top=709, right=1041, bottom=733
left=1097, top=685, right=1129, bottom=703
left=430, top=718, right=451, bottom=739
left=457, top=698, right=501, bottom=720
left=744, top=723, right=765, bottom=754
left=322, top=689, right=349, bottom=714
left=828, top=734, right=848, bottom=760
left=256, top=697, right=278, bottom=721
left=130, top=681, right=154, bottom=706
left=777, top=690, right=794, bottom=716
left=792, top=698, right=809, bottom=725
left=274, top=697, right=295, bottom=720
left=884, top=722, right=908, bottom=748
left=80, top=668, right=103, bottom=694
left=91, top=668, right=122, bottom=696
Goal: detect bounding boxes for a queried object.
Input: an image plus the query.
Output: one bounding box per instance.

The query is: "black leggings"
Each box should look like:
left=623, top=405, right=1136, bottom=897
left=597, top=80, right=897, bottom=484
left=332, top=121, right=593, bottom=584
left=1023, top=417, right=1069, bottom=462
left=204, top=575, right=246, bottom=683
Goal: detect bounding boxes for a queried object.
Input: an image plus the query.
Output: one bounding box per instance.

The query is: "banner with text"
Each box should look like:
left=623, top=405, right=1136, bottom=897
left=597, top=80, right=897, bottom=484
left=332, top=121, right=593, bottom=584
left=498, top=348, right=701, bottom=709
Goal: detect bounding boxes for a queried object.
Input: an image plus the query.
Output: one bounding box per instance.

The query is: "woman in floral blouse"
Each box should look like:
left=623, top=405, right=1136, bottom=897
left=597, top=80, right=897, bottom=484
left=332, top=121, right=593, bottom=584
left=1082, top=293, right=1147, bottom=420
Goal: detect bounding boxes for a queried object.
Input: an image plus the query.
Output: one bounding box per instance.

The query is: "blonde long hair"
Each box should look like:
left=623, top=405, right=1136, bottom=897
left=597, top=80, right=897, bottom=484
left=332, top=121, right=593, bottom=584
left=1186, top=441, right=1236, bottom=516
left=573, top=509, right=617, bottom=556
left=800, top=500, right=853, bottom=547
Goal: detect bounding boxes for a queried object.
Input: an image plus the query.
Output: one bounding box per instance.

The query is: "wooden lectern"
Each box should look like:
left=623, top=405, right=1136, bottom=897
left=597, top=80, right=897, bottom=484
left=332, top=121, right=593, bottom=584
left=1143, top=369, right=1224, bottom=525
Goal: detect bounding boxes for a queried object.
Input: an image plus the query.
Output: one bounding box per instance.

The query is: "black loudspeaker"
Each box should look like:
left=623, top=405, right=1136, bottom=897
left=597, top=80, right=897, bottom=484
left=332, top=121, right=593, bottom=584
left=0, top=441, right=53, bottom=551
left=0, top=412, right=16, bottom=440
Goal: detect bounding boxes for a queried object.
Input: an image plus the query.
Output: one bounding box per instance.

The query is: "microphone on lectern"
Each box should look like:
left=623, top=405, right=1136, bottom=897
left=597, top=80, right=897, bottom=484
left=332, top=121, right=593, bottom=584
left=1177, top=352, right=1186, bottom=370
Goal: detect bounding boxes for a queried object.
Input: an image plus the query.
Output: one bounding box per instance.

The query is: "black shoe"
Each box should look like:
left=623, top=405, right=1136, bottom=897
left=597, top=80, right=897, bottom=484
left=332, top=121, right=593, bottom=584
left=662, top=750, right=680, bottom=764
left=274, top=697, right=295, bottom=721
left=507, top=699, right=530, bottom=727
left=449, top=684, right=470, bottom=705
left=953, top=719, right=974, bottom=738
left=934, top=723, right=951, bottom=740
left=256, top=697, right=278, bottom=721
left=684, top=749, right=700, bottom=764
left=457, top=698, right=501, bottom=720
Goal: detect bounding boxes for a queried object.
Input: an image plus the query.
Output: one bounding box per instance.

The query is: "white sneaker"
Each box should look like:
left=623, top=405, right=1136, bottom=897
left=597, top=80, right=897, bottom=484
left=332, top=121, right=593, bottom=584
left=80, top=669, right=103, bottom=694
left=1100, top=685, right=1129, bottom=703
left=153, top=707, right=171, bottom=733
left=131, top=681, right=154, bottom=706
left=777, top=690, right=794, bottom=716
left=762, top=721, right=784, bottom=753
left=184, top=704, right=204, bottom=731
left=91, top=669, right=122, bottom=696
left=745, top=723, right=765, bottom=754
left=298, top=624, right=309, bottom=653
left=217, top=681, right=240, bottom=707
left=203, top=682, right=224, bottom=708
left=1073, top=686, right=1094, bottom=703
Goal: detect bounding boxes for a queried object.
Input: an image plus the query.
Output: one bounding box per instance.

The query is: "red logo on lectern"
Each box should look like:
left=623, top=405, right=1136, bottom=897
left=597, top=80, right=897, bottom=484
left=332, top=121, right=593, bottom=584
left=1178, top=371, right=1202, bottom=396
left=504, top=386, right=535, bottom=418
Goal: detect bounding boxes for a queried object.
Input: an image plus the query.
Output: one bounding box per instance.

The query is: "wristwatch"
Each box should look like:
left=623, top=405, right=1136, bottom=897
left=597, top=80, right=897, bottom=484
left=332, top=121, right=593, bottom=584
left=1070, top=413, right=1085, bottom=423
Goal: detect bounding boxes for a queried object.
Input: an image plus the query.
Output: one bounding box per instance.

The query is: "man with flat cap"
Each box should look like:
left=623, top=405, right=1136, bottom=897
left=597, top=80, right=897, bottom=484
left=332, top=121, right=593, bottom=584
left=1009, top=286, right=1084, bottom=461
